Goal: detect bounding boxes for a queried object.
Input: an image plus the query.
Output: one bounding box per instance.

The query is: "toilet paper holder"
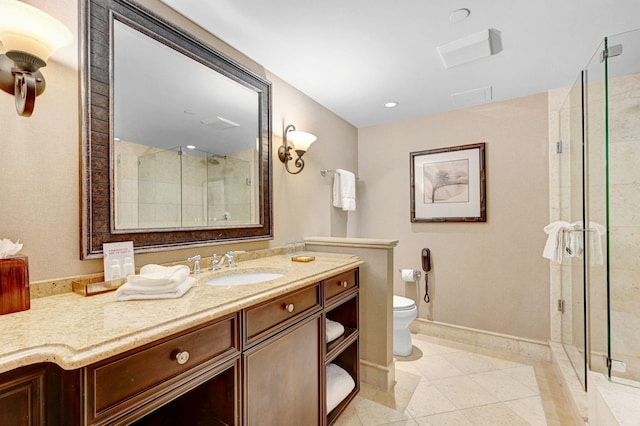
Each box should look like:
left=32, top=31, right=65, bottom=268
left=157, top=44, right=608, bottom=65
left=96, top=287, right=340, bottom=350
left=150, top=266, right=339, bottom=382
left=399, top=269, right=421, bottom=282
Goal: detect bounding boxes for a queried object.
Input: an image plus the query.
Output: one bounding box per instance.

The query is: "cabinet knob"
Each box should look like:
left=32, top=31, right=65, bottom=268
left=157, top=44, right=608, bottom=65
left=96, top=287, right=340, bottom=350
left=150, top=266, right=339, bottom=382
left=339, top=281, right=348, bottom=287
left=284, top=303, right=295, bottom=313
left=174, top=350, right=190, bottom=365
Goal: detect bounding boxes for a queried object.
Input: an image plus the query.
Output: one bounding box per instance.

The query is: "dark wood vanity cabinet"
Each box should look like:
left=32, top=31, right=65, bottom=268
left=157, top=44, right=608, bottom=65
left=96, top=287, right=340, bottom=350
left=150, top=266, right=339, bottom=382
left=0, top=268, right=360, bottom=426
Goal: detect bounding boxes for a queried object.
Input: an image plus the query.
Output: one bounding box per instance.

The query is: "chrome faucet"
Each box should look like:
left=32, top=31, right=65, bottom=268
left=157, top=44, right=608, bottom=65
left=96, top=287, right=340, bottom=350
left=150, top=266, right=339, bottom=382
left=211, top=254, right=223, bottom=271
left=187, top=255, right=201, bottom=274
left=224, top=251, right=236, bottom=268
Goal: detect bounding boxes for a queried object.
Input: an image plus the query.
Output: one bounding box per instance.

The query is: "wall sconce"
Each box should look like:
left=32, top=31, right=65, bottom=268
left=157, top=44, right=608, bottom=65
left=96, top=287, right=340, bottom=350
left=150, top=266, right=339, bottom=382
left=278, top=124, right=317, bottom=174
left=0, top=0, right=73, bottom=117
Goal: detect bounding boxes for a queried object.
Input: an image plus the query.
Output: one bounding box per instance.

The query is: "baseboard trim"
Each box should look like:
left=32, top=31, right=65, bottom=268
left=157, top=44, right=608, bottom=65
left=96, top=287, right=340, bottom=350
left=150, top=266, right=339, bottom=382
left=360, top=358, right=395, bottom=391
left=410, top=318, right=551, bottom=362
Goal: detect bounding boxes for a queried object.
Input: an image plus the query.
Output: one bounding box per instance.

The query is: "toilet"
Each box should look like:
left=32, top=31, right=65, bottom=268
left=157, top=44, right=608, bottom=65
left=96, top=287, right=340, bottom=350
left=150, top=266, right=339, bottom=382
left=393, top=295, right=418, bottom=356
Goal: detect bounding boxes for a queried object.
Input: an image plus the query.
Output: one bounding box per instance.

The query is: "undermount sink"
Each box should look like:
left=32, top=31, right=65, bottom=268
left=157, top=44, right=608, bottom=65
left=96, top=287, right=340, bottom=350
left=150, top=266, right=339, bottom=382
left=204, top=271, right=284, bottom=287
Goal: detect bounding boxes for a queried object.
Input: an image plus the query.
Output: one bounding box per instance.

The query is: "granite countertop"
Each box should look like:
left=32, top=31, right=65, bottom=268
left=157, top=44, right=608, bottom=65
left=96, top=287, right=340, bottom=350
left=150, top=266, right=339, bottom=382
left=0, top=252, right=362, bottom=375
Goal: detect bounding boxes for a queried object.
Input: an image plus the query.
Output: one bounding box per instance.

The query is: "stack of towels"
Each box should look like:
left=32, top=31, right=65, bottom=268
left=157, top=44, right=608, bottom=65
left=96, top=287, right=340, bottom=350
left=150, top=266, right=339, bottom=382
left=115, top=264, right=195, bottom=301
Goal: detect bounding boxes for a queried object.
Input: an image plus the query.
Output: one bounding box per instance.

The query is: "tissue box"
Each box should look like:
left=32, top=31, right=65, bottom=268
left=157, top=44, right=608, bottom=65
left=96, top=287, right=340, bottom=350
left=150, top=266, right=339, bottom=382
left=0, top=256, right=30, bottom=315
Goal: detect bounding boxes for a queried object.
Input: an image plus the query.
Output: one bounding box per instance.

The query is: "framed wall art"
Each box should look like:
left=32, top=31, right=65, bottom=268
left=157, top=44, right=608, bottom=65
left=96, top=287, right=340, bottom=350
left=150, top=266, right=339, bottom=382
left=410, top=143, right=486, bottom=222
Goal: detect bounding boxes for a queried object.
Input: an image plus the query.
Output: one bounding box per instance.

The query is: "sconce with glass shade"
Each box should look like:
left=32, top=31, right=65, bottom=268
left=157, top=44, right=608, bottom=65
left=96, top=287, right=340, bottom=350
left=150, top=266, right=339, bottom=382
left=278, top=124, right=317, bottom=174
left=0, top=0, right=73, bottom=117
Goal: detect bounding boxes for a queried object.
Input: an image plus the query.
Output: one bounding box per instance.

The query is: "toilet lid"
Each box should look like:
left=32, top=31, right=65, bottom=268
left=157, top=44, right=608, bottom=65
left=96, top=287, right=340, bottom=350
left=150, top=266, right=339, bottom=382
left=393, top=295, right=416, bottom=311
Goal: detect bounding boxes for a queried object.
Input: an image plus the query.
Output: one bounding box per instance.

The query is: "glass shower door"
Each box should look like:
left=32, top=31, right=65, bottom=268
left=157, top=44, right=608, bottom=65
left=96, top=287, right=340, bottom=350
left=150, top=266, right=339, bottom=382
left=557, top=72, right=588, bottom=389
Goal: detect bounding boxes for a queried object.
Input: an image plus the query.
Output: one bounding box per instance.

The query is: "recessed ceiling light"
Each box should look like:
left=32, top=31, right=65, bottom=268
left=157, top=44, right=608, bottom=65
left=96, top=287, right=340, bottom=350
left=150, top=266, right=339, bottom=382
left=449, top=8, right=470, bottom=23
left=186, top=145, right=196, bottom=149
left=384, top=101, right=399, bottom=108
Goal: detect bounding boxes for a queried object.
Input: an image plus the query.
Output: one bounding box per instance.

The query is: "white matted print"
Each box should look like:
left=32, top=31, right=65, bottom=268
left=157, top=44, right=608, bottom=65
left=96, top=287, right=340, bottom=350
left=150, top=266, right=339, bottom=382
left=410, top=143, right=486, bottom=222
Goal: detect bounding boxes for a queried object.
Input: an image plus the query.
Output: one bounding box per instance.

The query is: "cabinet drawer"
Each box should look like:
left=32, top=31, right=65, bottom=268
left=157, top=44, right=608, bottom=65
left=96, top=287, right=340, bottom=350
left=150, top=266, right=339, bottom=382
left=88, top=314, right=238, bottom=418
left=324, top=269, right=358, bottom=302
left=244, top=283, right=321, bottom=345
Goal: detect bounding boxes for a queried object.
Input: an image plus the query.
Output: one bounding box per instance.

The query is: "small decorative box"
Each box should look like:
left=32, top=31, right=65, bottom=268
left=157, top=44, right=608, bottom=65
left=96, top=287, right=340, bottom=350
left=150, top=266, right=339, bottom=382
left=0, top=255, right=30, bottom=315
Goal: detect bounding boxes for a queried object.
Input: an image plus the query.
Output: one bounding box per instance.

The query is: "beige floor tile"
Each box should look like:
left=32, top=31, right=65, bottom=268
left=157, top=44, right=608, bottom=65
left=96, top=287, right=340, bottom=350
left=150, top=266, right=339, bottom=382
left=460, top=402, right=530, bottom=426
left=333, top=402, right=364, bottom=426
left=414, top=411, right=474, bottom=425
left=336, top=334, right=576, bottom=425
left=351, top=395, right=411, bottom=425
left=430, top=375, right=500, bottom=409
left=410, top=354, right=465, bottom=380
left=469, top=368, right=540, bottom=401
left=503, top=396, right=548, bottom=426
left=503, top=365, right=540, bottom=390
left=405, top=381, right=458, bottom=418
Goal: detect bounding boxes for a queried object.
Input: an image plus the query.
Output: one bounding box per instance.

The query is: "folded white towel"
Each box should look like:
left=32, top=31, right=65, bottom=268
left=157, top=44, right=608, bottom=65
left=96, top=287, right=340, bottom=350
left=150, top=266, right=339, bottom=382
left=115, top=277, right=195, bottom=301
left=125, top=264, right=190, bottom=292
left=332, top=169, right=356, bottom=212
left=326, top=318, right=345, bottom=343
left=326, top=363, right=355, bottom=413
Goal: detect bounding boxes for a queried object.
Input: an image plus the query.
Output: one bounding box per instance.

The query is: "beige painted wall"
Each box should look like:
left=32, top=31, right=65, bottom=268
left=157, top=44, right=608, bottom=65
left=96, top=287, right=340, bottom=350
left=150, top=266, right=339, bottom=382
left=0, top=0, right=357, bottom=281
left=357, top=94, right=551, bottom=341
left=1, top=0, right=553, bottom=344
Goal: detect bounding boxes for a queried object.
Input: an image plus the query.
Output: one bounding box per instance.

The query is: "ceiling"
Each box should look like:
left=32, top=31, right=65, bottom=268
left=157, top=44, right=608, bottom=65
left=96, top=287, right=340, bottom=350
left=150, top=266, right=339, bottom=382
left=157, top=0, right=640, bottom=128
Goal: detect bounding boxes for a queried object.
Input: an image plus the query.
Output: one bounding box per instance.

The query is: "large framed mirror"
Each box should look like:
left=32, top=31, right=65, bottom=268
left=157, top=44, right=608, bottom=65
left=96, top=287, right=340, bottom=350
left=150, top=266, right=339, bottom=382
left=81, top=0, right=272, bottom=259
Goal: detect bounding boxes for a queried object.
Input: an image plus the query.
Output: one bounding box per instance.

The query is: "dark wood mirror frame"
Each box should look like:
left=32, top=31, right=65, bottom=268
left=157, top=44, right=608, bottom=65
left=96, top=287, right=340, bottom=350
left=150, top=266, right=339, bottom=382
left=80, top=0, right=272, bottom=259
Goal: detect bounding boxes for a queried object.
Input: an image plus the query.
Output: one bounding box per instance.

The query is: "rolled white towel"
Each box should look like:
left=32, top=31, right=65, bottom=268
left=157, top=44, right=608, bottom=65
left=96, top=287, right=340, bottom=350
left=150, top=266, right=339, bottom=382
left=115, top=277, right=195, bottom=301
left=326, top=318, right=345, bottom=343
left=326, top=363, right=355, bottom=413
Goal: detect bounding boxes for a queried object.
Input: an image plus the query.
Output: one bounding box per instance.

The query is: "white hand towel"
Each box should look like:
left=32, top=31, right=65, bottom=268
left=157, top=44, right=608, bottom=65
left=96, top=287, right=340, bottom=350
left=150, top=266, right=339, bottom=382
left=115, top=277, right=195, bottom=301
left=543, top=221, right=571, bottom=263
left=326, top=363, right=355, bottom=413
left=332, top=169, right=356, bottom=212
left=326, top=318, right=345, bottom=343
left=126, top=264, right=190, bottom=291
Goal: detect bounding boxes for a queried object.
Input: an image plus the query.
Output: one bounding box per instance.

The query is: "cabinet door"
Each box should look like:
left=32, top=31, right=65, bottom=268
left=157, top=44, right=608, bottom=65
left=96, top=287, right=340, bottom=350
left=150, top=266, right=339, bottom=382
left=243, top=314, right=321, bottom=426
left=0, top=366, right=44, bottom=426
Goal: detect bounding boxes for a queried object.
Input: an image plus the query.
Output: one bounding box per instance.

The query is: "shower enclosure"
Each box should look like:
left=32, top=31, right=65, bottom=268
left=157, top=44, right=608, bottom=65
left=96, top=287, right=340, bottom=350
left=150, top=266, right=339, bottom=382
left=554, top=28, right=640, bottom=390
left=115, top=145, right=253, bottom=229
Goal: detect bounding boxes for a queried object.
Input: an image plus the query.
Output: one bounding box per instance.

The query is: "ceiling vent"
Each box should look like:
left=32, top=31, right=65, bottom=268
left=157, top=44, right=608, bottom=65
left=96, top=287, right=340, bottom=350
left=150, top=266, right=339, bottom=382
left=451, top=86, right=493, bottom=108
left=437, top=29, right=502, bottom=69
left=200, top=116, right=240, bottom=130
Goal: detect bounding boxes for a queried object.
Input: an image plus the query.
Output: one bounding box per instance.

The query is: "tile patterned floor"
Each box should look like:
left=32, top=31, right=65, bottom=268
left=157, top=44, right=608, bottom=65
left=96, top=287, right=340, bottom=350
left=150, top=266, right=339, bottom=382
left=334, top=334, right=576, bottom=425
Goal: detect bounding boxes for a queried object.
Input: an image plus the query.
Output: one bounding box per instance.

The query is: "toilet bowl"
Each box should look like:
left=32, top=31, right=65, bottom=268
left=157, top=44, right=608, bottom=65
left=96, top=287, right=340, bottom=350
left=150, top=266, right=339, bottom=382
left=393, top=295, right=418, bottom=356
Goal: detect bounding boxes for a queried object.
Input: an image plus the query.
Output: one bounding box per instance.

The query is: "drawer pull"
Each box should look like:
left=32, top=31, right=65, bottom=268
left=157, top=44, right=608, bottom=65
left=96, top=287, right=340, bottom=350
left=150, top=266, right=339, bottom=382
left=174, top=350, right=190, bottom=365
left=284, top=303, right=295, bottom=313
left=339, top=281, right=348, bottom=288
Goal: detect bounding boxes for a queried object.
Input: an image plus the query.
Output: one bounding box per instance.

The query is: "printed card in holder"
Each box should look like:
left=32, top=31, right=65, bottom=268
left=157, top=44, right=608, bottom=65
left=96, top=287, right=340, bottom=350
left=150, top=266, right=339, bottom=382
left=103, top=241, right=135, bottom=281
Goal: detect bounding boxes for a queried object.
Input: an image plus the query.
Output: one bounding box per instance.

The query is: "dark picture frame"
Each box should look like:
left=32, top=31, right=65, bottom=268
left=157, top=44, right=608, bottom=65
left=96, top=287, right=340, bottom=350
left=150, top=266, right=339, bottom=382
left=410, top=143, right=486, bottom=222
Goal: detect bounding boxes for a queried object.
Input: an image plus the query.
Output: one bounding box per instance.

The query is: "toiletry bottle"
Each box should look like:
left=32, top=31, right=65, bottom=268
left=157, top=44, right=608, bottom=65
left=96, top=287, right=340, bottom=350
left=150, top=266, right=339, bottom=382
left=123, top=257, right=134, bottom=277
left=110, top=258, right=122, bottom=280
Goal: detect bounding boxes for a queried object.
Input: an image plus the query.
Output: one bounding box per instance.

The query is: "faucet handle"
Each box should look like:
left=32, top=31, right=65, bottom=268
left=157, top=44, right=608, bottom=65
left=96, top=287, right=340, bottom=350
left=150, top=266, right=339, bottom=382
left=211, top=254, right=222, bottom=271
left=187, top=255, right=201, bottom=274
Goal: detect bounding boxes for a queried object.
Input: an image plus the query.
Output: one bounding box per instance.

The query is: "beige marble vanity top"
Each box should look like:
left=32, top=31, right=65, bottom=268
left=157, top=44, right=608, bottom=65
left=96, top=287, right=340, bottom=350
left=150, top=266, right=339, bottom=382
left=0, top=252, right=362, bottom=375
